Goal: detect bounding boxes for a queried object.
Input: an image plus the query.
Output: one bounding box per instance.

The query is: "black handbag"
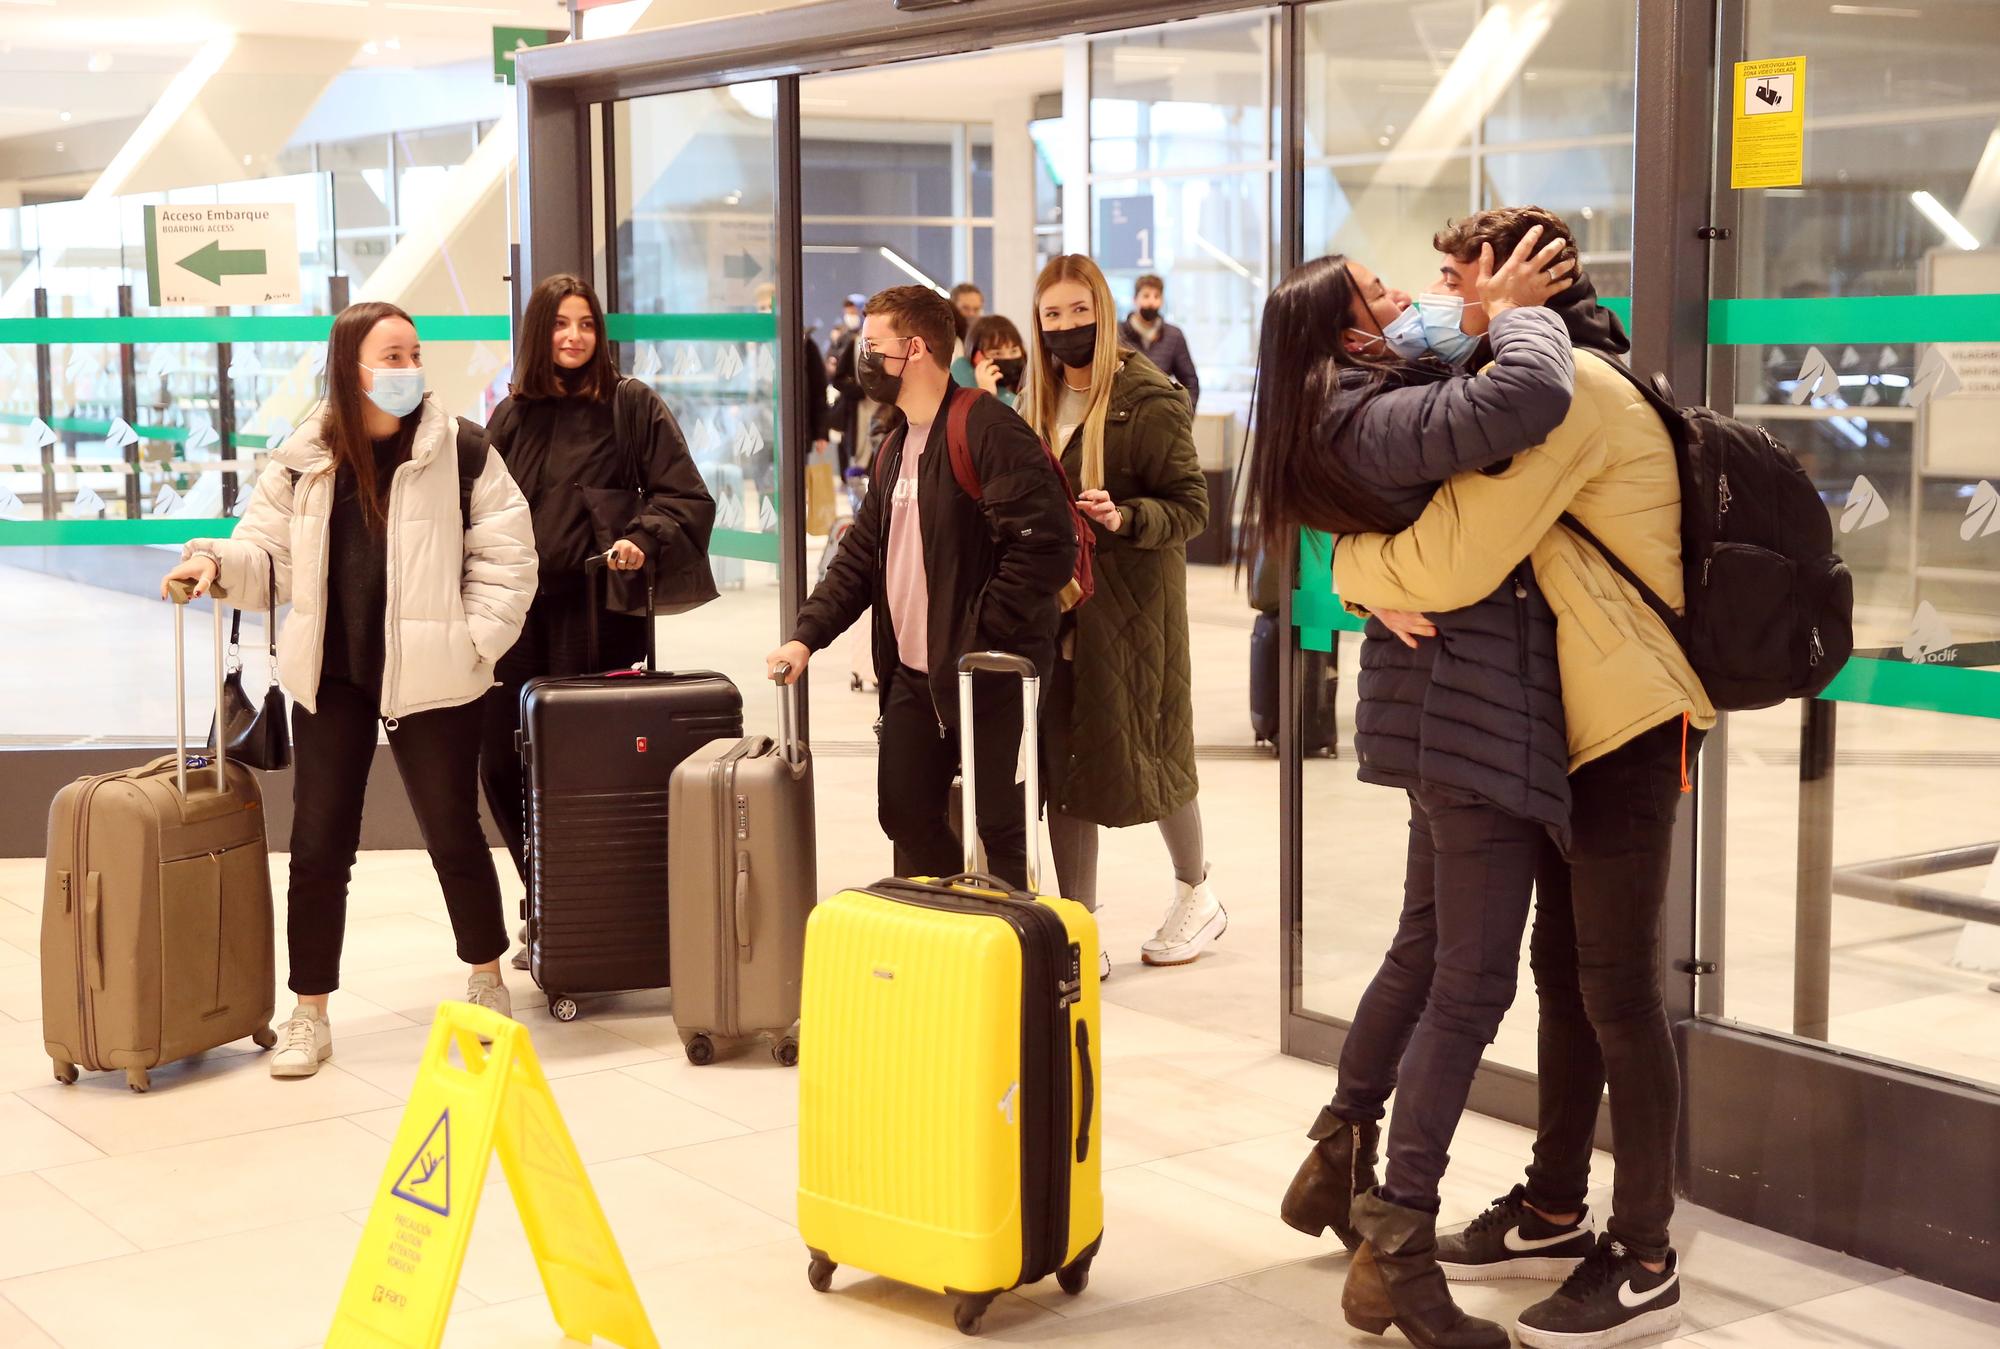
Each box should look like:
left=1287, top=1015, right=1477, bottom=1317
left=208, top=554, right=291, bottom=772
left=580, top=378, right=720, bottom=618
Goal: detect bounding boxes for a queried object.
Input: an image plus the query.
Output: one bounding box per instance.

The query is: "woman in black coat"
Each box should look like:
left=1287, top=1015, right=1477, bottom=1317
left=477, top=274, right=716, bottom=903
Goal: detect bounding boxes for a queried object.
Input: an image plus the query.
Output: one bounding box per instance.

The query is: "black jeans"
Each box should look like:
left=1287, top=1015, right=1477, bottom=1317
left=1332, top=787, right=1543, bottom=1214
left=478, top=586, right=647, bottom=882
left=878, top=663, right=1030, bottom=890
left=289, top=677, right=510, bottom=995
left=1523, top=718, right=1701, bottom=1263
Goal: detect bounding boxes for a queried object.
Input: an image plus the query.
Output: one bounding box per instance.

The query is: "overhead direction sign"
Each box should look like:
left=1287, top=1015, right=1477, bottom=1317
left=493, top=27, right=566, bottom=85
left=143, top=203, right=300, bottom=307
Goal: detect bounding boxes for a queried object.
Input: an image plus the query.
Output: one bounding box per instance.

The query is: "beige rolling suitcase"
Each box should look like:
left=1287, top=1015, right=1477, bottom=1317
left=41, top=581, right=277, bottom=1092
left=666, top=669, right=816, bottom=1065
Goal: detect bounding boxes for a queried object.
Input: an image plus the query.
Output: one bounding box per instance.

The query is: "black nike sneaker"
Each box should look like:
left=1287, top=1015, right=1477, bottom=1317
left=1515, top=1233, right=1683, bottom=1348
left=1436, top=1185, right=1597, bottom=1282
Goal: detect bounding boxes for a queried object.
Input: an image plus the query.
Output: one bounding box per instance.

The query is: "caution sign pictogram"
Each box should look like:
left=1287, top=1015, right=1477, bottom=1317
left=326, top=1004, right=659, bottom=1349
left=388, top=1110, right=451, bottom=1217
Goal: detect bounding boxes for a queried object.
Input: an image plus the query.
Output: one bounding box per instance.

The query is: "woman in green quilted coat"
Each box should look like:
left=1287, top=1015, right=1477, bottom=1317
left=1027, top=254, right=1222, bottom=975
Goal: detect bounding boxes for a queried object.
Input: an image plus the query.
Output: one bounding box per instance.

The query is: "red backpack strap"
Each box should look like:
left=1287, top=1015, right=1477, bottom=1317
left=945, top=386, right=983, bottom=501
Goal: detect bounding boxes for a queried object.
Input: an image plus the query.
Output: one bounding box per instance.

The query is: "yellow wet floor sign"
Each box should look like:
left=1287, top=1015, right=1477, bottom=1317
left=328, top=1003, right=659, bottom=1349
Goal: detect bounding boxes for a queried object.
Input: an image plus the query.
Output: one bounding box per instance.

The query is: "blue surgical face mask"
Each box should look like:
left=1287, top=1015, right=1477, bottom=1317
left=362, top=365, right=424, bottom=418
left=1416, top=294, right=1481, bottom=367
left=1379, top=303, right=1429, bottom=361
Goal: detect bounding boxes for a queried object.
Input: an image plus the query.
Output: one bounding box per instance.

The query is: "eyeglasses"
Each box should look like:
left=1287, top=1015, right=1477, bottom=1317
left=856, top=336, right=917, bottom=360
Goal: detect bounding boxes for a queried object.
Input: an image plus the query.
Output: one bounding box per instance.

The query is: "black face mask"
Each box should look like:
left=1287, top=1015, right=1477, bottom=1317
left=1043, top=323, right=1098, bottom=369
left=994, top=356, right=1027, bottom=390
left=1137, top=306, right=1162, bottom=324
left=856, top=347, right=908, bottom=405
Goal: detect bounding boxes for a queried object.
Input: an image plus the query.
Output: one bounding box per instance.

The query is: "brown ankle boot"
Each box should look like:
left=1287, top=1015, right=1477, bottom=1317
left=1280, top=1107, right=1379, bottom=1251
left=1342, top=1189, right=1509, bottom=1348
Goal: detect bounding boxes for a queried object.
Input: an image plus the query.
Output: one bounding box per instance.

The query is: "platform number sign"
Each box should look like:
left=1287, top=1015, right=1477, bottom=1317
left=1099, top=195, right=1157, bottom=273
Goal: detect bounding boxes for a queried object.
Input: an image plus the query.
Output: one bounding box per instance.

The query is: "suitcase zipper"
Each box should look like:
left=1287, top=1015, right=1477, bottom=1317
left=69, top=779, right=102, bottom=1071
left=862, top=879, right=1075, bottom=1284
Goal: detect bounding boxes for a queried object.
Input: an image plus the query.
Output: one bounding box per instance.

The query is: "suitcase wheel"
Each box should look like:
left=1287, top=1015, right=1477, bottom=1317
left=252, top=1025, right=278, bottom=1050
left=953, top=1293, right=996, bottom=1336
left=1057, top=1255, right=1092, bottom=1296
left=548, top=996, right=580, bottom=1023
left=806, top=1254, right=836, bottom=1293
left=684, top=1034, right=716, bottom=1066
left=126, top=1067, right=150, bottom=1094
left=772, top=1037, right=799, bottom=1068
left=52, top=1058, right=77, bottom=1086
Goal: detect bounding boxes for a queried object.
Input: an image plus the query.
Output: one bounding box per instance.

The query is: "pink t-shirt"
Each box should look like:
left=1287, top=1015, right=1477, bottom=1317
left=885, top=418, right=934, bottom=672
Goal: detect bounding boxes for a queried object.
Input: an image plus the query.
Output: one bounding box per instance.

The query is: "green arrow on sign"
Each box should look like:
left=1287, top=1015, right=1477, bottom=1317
left=177, top=240, right=268, bottom=286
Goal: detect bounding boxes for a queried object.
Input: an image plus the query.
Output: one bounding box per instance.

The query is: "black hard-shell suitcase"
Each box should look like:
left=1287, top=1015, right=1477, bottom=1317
left=519, top=556, right=743, bottom=1020
left=1251, top=610, right=1339, bottom=757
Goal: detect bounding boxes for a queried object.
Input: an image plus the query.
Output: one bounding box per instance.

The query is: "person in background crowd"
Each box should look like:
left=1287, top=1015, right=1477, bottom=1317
left=828, top=292, right=867, bottom=471
left=1120, top=273, right=1201, bottom=411
left=757, top=281, right=832, bottom=459
left=768, top=285, right=1074, bottom=892
left=161, top=301, right=537, bottom=1079
left=477, top=274, right=716, bottom=971
left=1314, top=206, right=1715, bottom=1349
left=952, top=314, right=1029, bottom=408
left=1026, top=253, right=1215, bottom=976
left=949, top=281, right=986, bottom=353
left=1241, top=231, right=1577, bottom=1349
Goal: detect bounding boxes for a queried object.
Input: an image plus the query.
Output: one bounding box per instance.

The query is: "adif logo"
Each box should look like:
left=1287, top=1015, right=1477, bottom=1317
left=714, top=344, right=745, bottom=381
left=1963, top=481, right=2000, bottom=542
left=633, top=344, right=663, bottom=379
left=1840, top=475, right=1889, bottom=533
left=105, top=418, right=140, bottom=450
left=674, top=345, right=705, bottom=378
left=1791, top=348, right=1839, bottom=405
left=1903, top=602, right=1956, bottom=663
left=1908, top=347, right=1963, bottom=408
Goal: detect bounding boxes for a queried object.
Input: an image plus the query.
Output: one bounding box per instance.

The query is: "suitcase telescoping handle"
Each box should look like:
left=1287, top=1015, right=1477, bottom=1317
left=769, top=662, right=805, bottom=766
left=956, top=651, right=1041, bottom=895
left=584, top=551, right=658, bottom=674
left=165, top=576, right=228, bottom=798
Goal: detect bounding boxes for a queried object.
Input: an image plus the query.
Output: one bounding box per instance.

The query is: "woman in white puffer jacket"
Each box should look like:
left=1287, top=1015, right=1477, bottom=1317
left=163, top=301, right=537, bottom=1079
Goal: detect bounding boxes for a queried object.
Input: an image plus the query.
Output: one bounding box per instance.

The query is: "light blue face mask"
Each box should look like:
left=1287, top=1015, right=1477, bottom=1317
left=362, top=365, right=425, bottom=418
left=1415, top=294, right=1481, bottom=367
left=1379, top=303, right=1430, bottom=361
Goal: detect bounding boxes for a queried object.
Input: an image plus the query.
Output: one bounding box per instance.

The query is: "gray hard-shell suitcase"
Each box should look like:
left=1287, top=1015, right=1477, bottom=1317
left=666, top=669, right=815, bottom=1065
left=42, top=582, right=277, bottom=1093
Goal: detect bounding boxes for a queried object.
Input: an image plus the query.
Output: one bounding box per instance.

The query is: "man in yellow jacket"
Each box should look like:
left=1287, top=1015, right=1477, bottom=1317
left=1335, top=206, right=1715, bottom=1349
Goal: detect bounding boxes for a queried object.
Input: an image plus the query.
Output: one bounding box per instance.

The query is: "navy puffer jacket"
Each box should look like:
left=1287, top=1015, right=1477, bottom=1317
left=1322, top=307, right=1575, bottom=844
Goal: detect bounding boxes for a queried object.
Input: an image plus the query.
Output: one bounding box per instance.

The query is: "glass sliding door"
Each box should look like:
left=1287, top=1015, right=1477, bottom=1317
left=1682, top=0, right=2000, bottom=1298
left=1288, top=0, right=1639, bottom=1087
left=606, top=84, right=790, bottom=702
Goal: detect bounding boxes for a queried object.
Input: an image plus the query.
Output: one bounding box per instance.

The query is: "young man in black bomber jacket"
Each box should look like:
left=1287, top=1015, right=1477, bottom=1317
left=769, top=285, right=1076, bottom=890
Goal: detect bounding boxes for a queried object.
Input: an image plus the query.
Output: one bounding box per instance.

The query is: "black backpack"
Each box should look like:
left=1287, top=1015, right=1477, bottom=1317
left=1559, top=359, right=1854, bottom=711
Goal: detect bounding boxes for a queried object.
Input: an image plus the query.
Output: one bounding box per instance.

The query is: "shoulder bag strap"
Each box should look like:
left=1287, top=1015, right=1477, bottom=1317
left=945, top=385, right=983, bottom=501
left=1556, top=510, right=1685, bottom=642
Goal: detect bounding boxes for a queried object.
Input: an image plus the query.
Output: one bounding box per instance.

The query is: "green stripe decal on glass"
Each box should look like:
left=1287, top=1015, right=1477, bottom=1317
left=607, top=313, right=778, bottom=343
left=1815, top=658, right=2000, bottom=721
left=1708, top=294, right=2000, bottom=346
left=0, top=518, right=238, bottom=546
left=0, top=516, right=784, bottom=564
left=1599, top=297, right=1630, bottom=324
left=0, top=312, right=777, bottom=346
left=1292, top=529, right=1365, bottom=653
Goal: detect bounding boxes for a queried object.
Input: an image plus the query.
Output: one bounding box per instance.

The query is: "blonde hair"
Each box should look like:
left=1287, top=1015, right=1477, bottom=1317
left=1027, top=254, right=1122, bottom=490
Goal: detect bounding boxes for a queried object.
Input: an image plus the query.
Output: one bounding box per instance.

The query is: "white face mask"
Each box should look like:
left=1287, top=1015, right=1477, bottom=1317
left=362, top=365, right=424, bottom=418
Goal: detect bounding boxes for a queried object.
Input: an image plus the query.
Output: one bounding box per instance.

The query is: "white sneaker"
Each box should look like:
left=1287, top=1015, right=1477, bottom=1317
left=1099, top=948, right=1112, bottom=981
left=1141, top=872, right=1228, bottom=966
left=467, top=971, right=513, bottom=1020
left=270, top=1004, right=332, bottom=1078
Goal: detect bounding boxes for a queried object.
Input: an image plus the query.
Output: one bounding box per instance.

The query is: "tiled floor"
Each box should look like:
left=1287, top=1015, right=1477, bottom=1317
left=5, top=559, right=2000, bottom=1345
left=3, top=837, right=1998, bottom=1346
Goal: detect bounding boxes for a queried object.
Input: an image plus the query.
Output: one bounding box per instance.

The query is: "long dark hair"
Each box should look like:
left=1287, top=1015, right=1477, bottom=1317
left=321, top=300, right=417, bottom=534
left=512, top=273, right=618, bottom=401
left=1241, top=254, right=1435, bottom=565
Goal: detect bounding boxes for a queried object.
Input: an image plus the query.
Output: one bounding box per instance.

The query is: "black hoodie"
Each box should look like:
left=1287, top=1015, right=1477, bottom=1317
left=1467, top=271, right=1629, bottom=369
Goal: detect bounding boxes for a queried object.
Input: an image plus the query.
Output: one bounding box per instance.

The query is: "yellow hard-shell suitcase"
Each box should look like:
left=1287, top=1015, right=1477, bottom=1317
left=797, top=654, right=1103, bottom=1336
